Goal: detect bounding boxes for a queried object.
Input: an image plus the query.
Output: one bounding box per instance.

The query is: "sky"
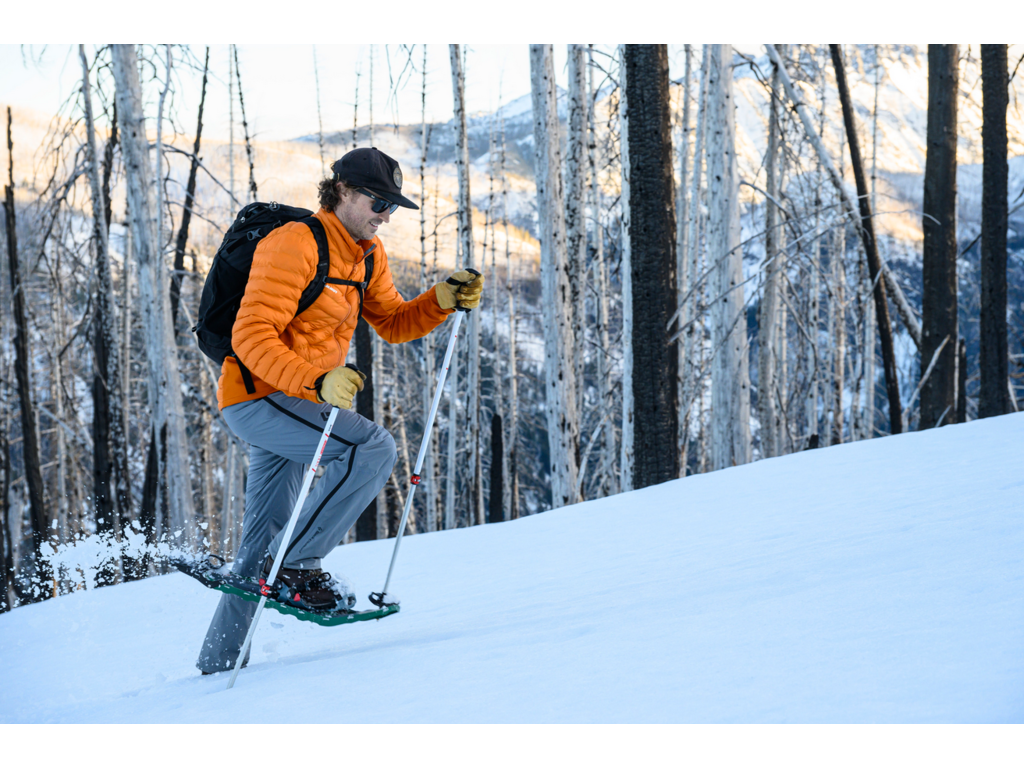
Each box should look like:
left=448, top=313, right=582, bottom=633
left=1, top=44, right=580, bottom=143
left=0, top=44, right=709, bottom=145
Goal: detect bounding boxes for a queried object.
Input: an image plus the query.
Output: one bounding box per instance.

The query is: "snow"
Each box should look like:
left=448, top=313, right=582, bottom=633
left=1, top=413, right=1022, bottom=724
left=494, top=92, right=535, bottom=122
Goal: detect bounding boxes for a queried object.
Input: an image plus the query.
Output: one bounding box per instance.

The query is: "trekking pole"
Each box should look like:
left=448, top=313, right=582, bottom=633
left=370, top=269, right=479, bottom=608
left=227, top=405, right=340, bottom=690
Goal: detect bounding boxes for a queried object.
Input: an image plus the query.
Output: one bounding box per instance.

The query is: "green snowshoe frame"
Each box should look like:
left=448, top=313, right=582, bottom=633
left=212, top=579, right=400, bottom=626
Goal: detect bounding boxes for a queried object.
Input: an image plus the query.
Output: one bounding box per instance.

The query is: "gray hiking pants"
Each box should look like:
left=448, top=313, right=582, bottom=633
left=196, top=391, right=396, bottom=673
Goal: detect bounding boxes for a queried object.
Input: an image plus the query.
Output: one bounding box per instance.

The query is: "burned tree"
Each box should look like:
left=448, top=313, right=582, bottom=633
left=979, top=44, right=1010, bottom=418
left=4, top=108, right=49, bottom=600
left=622, top=45, right=678, bottom=487
left=920, top=44, right=959, bottom=429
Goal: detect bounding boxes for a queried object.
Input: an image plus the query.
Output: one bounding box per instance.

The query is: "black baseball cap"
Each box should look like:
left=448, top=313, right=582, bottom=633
left=331, top=147, right=419, bottom=210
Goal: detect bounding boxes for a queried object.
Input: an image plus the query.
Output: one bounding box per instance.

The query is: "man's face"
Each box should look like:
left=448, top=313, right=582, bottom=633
left=333, top=184, right=391, bottom=241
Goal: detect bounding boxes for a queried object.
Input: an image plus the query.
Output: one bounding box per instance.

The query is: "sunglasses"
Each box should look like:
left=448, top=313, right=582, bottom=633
left=356, top=188, right=399, bottom=215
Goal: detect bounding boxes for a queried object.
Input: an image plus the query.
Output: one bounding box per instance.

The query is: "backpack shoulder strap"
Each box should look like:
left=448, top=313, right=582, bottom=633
left=326, top=244, right=375, bottom=323
left=296, top=217, right=330, bottom=316
left=363, top=249, right=374, bottom=286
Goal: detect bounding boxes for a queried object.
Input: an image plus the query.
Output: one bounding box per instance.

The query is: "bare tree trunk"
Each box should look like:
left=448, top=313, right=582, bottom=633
left=957, top=337, right=968, bottom=423
left=488, top=412, right=503, bottom=522
left=450, top=44, right=483, bottom=524
left=229, top=47, right=235, bottom=204
left=682, top=48, right=711, bottom=474
left=351, top=66, right=360, bottom=151
left=355, top=317, right=377, bottom=541
left=4, top=107, right=49, bottom=600
left=676, top=45, right=692, bottom=472
left=706, top=45, right=752, bottom=470
left=979, top=44, right=1010, bottom=418
left=220, top=439, right=236, bottom=556
left=486, top=114, right=507, bottom=516
left=445, top=343, right=459, bottom=529
left=825, top=113, right=847, bottom=449
left=622, top=45, right=678, bottom=487
left=314, top=46, right=326, bottom=176
left=171, top=46, right=209, bottom=330
left=531, top=44, right=580, bottom=508
left=920, top=44, right=959, bottom=430
left=81, top=46, right=125, bottom=579
left=200, top=378, right=216, bottom=551
left=393, top=385, right=413, bottom=534
left=589, top=45, right=616, bottom=495
left=369, top=45, right=375, bottom=148
left=48, top=267, right=70, bottom=564
left=484, top=123, right=495, bottom=430
left=150, top=45, right=176, bottom=552
left=418, top=45, right=437, bottom=533
left=100, top=83, right=132, bottom=550
left=774, top=74, right=790, bottom=454
left=443, top=161, right=458, bottom=530
left=119, top=204, right=133, bottom=536
left=501, top=109, right=520, bottom=519
left=759, top=46, right=784, bottom=459
left=805, top=50, right=826, bottom=449
left=233, top=46, right=257, bottom=202
left=110, top=44, right=196, bottom=545
left=1, top=420, right=14, bottom=610
left=830, top=211, right=847, bottom=445
left=155, top=45, right=172, bottom=293
left=864, top=45, right=882, bottom=439
left=567, top=44, right=588, bottom=422
left=618, top=46, right=635, bottom=492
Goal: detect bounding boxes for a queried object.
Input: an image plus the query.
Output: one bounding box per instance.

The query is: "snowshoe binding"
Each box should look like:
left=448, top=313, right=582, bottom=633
left=258, top=555, right=357, bottom=613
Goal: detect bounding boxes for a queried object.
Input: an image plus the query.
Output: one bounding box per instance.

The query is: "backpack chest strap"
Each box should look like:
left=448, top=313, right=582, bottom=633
left=323, top=250, right=374, bottom=322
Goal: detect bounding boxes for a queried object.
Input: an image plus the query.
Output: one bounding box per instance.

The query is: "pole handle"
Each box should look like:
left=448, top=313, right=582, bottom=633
left=449, top=268, right=482, bottom=313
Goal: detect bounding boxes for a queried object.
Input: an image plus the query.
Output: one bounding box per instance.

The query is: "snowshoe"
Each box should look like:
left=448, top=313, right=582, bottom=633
left=170, top=554, right=399, bottom=627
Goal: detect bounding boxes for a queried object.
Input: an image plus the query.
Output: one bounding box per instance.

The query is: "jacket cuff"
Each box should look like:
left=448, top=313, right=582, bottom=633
left=300, top=370, right=328, bottom=403
left=431, top=284, right=457, bottom=314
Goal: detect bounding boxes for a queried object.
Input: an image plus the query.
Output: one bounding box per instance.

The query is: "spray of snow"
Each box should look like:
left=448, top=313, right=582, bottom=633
left=42, top=528, right=194, bottom=590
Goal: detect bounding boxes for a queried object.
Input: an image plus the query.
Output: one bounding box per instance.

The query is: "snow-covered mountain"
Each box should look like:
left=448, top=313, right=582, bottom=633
left=303, top=47, right=1024, bottom=241
left=2, top=412, right=1021, bottom=723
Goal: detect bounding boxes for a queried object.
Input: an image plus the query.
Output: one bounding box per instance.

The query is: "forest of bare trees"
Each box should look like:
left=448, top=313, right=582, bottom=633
left=1, top=44, right=1020, bottom=612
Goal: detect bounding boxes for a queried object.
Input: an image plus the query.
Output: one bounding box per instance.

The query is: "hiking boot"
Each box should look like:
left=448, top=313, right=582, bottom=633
left=260, top=555, right=355, bottom=612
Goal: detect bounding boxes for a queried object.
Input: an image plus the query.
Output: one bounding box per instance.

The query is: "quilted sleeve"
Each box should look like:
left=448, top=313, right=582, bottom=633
left=361, top=242, right=454, bottom=344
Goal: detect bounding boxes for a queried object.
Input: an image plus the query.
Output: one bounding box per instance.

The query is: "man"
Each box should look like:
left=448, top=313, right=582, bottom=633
left=197, top=147, right=483, bottom=674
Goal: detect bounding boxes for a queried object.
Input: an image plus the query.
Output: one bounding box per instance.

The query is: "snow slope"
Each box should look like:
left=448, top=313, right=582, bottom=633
left=1, top=414, right=1022, bottom=724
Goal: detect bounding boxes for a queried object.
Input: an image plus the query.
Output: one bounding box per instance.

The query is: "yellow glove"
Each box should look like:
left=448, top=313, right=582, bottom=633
left=435, top=269, right=484, bottom=310
left=316, top=365, right=366, bottom=409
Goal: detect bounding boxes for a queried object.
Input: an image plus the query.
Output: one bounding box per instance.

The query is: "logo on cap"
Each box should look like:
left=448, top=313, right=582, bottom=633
left=393, top=167, right=403, bottom=188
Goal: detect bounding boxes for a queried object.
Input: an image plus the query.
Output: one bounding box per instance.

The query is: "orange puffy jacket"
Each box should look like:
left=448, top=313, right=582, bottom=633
left=217, top=207, right=452, bottom=410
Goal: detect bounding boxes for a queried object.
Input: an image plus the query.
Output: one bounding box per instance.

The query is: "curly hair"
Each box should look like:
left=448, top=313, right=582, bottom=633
left=317, top=177, right=357, bottom=210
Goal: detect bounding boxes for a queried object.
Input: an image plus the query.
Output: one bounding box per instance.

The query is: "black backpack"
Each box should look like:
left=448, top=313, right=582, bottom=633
left=192, top=201, right=374, bottom=373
